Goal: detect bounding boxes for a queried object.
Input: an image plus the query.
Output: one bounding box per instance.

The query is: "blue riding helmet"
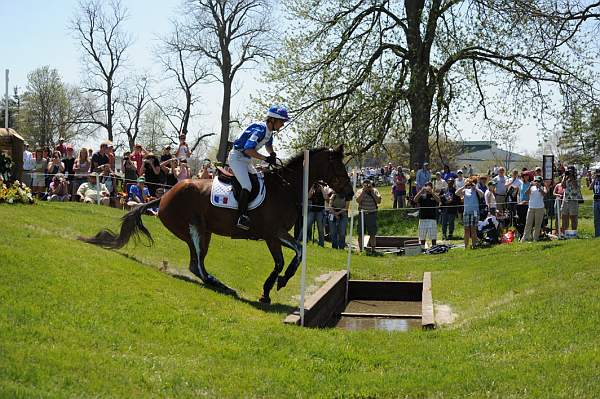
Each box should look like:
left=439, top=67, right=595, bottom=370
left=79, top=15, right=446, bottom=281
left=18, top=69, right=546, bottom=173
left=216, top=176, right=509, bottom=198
left=266, top=105, right=289, bottom=121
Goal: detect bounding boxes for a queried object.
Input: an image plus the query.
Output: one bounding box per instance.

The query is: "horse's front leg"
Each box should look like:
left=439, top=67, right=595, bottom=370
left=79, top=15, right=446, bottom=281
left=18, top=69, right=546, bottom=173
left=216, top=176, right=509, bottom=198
left=277, top=232, right=302, bottom=291
left=260, top=238, right=285, bottom=304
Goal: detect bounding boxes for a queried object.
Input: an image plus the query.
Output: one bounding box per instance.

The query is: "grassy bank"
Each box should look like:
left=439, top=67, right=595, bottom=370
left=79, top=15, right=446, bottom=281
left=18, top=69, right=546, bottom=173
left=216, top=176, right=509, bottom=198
left=1, top=202, right=599, bottom=398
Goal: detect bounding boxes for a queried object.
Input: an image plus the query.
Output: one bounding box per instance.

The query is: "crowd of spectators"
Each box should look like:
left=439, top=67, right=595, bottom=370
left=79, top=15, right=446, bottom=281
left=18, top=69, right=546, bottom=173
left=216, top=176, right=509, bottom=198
left=21, top=134, right=213, bottom=211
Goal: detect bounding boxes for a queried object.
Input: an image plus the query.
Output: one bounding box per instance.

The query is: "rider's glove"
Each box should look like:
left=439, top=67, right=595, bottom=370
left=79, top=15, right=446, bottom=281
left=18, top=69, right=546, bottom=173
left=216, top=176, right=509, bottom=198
left=265, top=153, right=277, bottom=166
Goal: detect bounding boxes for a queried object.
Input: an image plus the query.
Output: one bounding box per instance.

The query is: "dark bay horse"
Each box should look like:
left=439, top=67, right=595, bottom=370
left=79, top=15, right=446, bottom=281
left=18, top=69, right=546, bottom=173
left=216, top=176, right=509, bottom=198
left=80, top=146, right=354, bottom=303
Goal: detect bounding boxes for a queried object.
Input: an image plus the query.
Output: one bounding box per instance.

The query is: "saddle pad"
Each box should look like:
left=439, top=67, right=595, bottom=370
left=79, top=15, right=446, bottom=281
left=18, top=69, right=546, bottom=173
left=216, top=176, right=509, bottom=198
left=210, top=175, right=266, bottom=210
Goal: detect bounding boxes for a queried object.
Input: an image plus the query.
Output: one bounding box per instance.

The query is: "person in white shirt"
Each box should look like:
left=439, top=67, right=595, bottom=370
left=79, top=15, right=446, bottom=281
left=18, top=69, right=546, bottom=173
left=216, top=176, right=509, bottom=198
left=454, top=170, right=466, bottom=189
left=433, top=172, right=448, bottom=193
left=22, top=143, right=36, bottom=187
left=485, top=181, right=497, bottom=216
left=492, top=167, right=508, bottom=212
left=521, top=175, right=548, bottom=242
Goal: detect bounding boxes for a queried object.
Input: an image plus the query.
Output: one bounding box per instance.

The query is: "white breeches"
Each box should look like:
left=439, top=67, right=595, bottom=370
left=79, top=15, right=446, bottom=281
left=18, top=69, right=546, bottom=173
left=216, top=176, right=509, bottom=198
left=228, top=150, right=256, bottom=191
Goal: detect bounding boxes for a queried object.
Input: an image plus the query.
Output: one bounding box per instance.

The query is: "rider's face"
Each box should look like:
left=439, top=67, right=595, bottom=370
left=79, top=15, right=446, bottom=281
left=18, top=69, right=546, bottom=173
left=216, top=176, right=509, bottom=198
left=272, top=119, right=285, bottom=131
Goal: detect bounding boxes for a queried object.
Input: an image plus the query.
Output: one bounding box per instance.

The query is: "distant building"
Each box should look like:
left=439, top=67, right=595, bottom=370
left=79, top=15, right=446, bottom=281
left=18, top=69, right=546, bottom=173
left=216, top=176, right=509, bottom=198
left=456, top=140, right=536, bottom=174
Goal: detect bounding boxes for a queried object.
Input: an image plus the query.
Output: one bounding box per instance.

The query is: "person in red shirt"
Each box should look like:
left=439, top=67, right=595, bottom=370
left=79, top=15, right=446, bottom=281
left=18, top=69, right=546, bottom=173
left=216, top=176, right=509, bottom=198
left=130, top=144, right=146, bottom=176
left=55, top=138, right=67, bottom=157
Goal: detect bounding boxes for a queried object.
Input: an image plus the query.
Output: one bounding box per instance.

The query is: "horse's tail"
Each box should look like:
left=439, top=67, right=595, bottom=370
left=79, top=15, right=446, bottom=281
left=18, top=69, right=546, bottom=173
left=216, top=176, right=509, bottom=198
left=78, top=198, right=161, bottom=249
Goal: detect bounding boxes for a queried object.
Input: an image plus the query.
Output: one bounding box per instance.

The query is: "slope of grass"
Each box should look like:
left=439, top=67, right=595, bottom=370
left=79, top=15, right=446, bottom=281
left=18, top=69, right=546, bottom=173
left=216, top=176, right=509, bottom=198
left=1, top=202, right=599, bottom=398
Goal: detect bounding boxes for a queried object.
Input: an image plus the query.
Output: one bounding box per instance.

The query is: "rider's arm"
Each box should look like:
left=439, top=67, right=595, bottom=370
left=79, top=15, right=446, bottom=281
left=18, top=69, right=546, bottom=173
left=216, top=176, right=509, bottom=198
left=265, top=144, right=275, bottom=155
left=243, top=148, right=268, bottom=161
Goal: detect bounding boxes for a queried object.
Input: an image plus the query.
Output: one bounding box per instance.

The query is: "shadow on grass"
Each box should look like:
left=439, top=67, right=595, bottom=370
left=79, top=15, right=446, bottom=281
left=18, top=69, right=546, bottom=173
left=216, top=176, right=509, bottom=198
left=113, top=251, right=296, bottom=315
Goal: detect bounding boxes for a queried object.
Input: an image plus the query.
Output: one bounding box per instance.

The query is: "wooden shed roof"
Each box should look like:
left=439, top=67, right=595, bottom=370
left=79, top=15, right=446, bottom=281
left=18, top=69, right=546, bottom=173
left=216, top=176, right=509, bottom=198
left=0, top=128, right=25, bottom=142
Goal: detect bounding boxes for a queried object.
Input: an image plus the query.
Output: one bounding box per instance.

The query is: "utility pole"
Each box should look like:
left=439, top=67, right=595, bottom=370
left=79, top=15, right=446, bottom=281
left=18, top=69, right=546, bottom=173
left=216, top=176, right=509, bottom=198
left=4, top=69, right=8, bottom=130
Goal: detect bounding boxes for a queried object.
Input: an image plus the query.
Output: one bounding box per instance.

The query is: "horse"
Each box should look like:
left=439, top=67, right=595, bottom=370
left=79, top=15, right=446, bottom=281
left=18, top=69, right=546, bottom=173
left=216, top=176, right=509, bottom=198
left=80, top=145, right=354, bottom=303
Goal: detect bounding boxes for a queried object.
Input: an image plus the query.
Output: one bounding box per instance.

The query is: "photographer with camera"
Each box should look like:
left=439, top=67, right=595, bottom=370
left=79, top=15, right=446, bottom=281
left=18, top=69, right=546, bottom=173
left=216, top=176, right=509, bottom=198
left=456, top=178, right=484, bottom=249
left=561, top=165, right=583, bottom=235
left=588, top=168, right=600, bottom=237
left=47, top=173, right=70, bottom=202
left=306, top=180, right=329, bottom=247
left=328, top=189, right=351, bottom=249
left=356, top=179, right=382, bottom=253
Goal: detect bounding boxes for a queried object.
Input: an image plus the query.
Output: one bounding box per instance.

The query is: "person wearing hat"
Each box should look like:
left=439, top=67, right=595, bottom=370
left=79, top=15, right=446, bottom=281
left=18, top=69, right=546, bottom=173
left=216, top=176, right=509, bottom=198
left=127, top=176, right=150, bottom=208
left=415, top=162, right=431, bottom=192
left=433, top=171, right=448, bottom=193
left=521, top=175, right=548, bottom=242
left=77, top=173, right=110, bottom=206
left=228, top=105, right=289, bottom=230
left=48, top=173, right=70, bottom=202
left=589, top=169, right=600, bottom=237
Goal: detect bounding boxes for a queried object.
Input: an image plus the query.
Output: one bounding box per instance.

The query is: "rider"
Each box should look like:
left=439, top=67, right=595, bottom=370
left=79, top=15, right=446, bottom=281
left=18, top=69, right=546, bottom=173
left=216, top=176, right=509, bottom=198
left=228, top=105, right=289, bottom=230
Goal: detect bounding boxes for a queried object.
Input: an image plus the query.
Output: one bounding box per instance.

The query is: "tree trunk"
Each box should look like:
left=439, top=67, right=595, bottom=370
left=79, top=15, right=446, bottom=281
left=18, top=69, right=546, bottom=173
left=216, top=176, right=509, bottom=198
left=217, top=78, right=232, bottom=163
left=408, top=92, right=432, bottom=167
left=106, top=82, right=113, bottom=142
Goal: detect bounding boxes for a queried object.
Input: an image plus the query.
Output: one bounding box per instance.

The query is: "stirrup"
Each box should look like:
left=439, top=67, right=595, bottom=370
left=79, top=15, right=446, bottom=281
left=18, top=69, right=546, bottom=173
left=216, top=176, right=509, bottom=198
left=236, top=215, right=250, bottom=230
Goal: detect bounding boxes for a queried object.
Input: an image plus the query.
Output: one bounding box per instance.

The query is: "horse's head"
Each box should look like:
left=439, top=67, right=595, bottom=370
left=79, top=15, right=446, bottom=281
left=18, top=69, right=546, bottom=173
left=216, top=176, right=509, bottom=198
left=311, top=145, right=354, bottom=199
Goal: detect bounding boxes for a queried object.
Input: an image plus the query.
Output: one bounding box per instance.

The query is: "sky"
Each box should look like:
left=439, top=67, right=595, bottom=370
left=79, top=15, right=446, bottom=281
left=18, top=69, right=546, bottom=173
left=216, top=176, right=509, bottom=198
left=2, top=0, right=556, bottom=157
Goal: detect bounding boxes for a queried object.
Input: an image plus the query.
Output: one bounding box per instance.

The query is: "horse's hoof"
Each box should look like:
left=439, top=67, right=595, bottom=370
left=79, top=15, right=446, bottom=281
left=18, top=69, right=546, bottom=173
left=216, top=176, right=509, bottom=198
left=258, top=295, right=271, bottom=304
left=276, top=276, right=287, bottom=291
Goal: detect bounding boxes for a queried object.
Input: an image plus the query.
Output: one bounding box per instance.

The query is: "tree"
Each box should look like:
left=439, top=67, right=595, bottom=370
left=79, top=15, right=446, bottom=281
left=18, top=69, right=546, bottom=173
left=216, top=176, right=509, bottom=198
left=266, top=0, right=600, bottom=165
left=0, top=87, right=19, bottom=130
left=156, top=22, right=211, bottom=143
left=559, top=105, right=600, bottom=165
left=118, top=75, right=152, bottom=151
left=71, top=0, right=131, bottom=142
left=138, top=104, right=168, bottom=152
left=17, top=66, right=84, bottom=148
left=180, top=0, right=273, bottom=162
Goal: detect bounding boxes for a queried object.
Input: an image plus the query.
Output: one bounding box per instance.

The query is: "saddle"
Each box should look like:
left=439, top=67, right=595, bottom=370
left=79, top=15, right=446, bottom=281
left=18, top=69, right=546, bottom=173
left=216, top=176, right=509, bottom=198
left=216, top=167, right=261, bottom=203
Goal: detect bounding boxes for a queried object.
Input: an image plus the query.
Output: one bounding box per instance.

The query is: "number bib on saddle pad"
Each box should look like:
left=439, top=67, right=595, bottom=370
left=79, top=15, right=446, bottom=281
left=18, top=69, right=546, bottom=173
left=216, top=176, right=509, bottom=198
left=210, top=175, right=266, bottom=210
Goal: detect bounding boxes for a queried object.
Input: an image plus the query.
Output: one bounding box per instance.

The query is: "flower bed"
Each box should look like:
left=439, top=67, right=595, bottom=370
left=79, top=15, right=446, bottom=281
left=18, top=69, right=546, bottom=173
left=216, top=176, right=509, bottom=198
left=0, top=180, right=35, bottom=204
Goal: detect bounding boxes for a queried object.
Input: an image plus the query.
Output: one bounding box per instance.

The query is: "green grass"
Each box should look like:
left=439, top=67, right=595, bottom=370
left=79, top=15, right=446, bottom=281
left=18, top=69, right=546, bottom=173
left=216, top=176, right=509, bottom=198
left=1, top=202, right=599, bottom=398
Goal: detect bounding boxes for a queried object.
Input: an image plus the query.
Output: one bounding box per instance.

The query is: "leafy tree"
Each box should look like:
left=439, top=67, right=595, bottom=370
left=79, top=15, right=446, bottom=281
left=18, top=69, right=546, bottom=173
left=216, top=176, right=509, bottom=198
left=266, top=0, right=600, bottom=164
left=138, top=104, right=168, bottom=153
left=17, top=67, right=84, bottom=148
left=559, top=105, right=600, bottom=166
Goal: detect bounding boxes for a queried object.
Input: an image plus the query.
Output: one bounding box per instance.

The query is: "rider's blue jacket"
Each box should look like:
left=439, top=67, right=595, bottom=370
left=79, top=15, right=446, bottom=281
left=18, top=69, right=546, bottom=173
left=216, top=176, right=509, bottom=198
left=232, top=122, right=273, bottom=155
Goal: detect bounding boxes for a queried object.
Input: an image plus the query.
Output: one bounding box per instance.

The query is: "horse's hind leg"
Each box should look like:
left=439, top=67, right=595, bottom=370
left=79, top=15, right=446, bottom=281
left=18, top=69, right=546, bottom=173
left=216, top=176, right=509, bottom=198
left=277, top=232, right=302, bottom=291
left=260, top=238, right=285, bottom=304
left=188, top=223, right=235, bottom=294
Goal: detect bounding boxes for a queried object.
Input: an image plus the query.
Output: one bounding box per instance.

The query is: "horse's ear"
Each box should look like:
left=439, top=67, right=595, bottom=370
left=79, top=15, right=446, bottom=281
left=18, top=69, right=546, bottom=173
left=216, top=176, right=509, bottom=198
left=335, top=144, right=344, bottom=154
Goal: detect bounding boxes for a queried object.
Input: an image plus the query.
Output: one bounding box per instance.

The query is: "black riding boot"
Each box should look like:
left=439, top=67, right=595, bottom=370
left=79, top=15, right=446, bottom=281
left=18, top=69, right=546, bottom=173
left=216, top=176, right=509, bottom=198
left=236, top=189, right=251, bottom=230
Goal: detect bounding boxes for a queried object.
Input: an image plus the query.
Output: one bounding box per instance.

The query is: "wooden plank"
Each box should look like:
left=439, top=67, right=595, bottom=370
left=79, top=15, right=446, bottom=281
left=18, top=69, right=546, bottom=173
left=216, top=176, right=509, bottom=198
left=421, top=272, right=435, bottom=329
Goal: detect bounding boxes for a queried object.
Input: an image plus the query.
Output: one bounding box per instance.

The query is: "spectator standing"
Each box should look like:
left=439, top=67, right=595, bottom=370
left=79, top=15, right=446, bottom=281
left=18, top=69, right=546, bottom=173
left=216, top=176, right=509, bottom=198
left=142, top=154, right=164, bottom=197
left=416, top=162, right=431, bottom=191
left=392, top=167, right=407, bottom=208
left=74, top=147, right=90, bottom=196
left=176, top=134, right=192, bottom=161
left=198, top=159, right=213, bottom=180
left=416, top=182, right=440, bottom=247
left=122, top=153, right=139, bottom=193
left=76, top=174, right=110, bottom=205
left=589, top=169, right=600, bottom=237
left=55, top=138, right=67, bottom=157
left=492, top=167, right=508, bottom=212
left=47, top=173, right=70, bottom=202
left=22, top=143, right=35, bottom=187
left=454, top=170, right=466, bottom=189
left=131, top=144, right=146, bottom=176
left=440, top=179, right=460, bottom=240
left=515, top=172, right=532, bottom=238
left=467, top=164, right=474, bottom=176
left=107, top=144, right=116, bottom=171
left=521, top=176, right=548, bottom=242
left=456, top=179, right=484, bottom=249
left=485, top=181, right=497, bottom=216
left=160, top=145, right=173, bottom=162
left=307, top=181, right=328, bottom=247
left=175, top=159, right=191, bottom=182
left=90, top=142, right=110, bottom=172
left=31, top=149, right=48, bottom=194
left=356, top=179, right=381, bottom=253
left=433, top=172, right=448, bottom=193
left=161, top=158, right=179, bottom=189
left=328, top=190, right=350, bottom=249
left=561, top=166, right=583, bottom=234
left=62, top=145, right=76, bottom=195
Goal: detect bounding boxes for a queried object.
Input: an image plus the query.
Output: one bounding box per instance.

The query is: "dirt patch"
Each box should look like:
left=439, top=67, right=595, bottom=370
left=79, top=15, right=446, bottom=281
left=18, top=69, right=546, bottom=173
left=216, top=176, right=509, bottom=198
left=435, top=303, right=457, bottom=325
